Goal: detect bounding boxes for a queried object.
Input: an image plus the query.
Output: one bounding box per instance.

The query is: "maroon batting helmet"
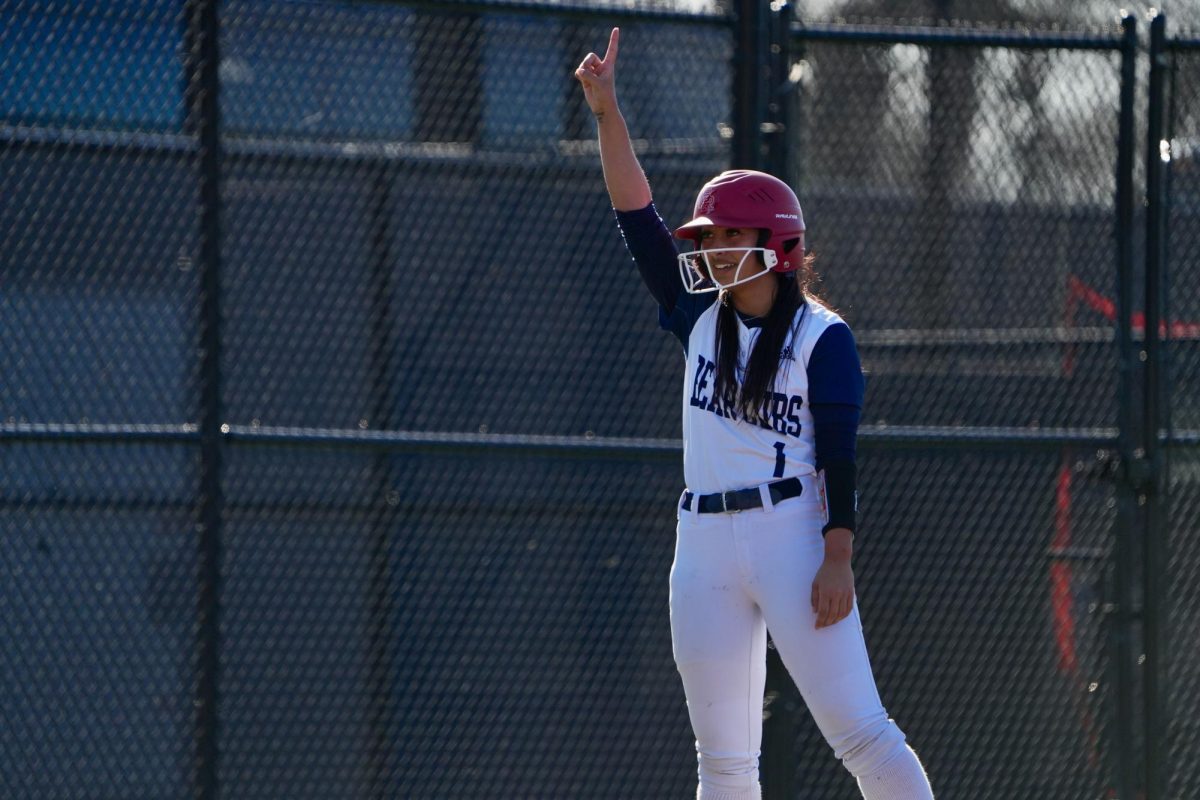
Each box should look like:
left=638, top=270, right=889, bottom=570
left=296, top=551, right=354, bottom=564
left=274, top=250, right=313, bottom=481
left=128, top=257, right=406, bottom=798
left=674, top=170, right=807, bottom=273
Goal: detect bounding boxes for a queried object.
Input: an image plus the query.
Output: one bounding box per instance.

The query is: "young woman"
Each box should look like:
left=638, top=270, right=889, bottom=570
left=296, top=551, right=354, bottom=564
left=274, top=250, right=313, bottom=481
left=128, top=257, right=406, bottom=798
left=575, top=28, right=935, bottom=800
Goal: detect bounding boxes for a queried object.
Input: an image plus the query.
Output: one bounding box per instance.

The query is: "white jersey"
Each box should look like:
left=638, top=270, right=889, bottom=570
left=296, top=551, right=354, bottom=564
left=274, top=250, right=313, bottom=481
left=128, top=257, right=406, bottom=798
left=680, top=297, right=846, bottom=494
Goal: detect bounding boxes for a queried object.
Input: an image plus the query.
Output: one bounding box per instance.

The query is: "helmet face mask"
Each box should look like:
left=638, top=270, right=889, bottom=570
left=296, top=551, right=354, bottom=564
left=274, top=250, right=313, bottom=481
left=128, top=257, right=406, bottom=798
left=677, top=246, right=777, bottom=295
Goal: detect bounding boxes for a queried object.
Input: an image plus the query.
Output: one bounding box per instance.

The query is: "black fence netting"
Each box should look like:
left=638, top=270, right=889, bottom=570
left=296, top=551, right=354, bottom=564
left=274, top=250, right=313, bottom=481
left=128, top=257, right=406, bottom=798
left=779, top=31, right=1125, bottom=800
left=216, top=3, right=729, bottom=437
left=1165, top=43, right=1200, bottom=800
left=426, top=0, right=1200, bottom=36
left=0, top=2, right=200, bottom=426
left=0, top=1, right=1193, bottom=799
left=217, top=448, right=689, bottom=798
left=2, top=1, right=204, bottom=797
left=792, top=0, right=1200, bottom=34
left=847, top=449, right=1115, bottom=799
left=0, top=443, right=201, bottom=798
left=1, top=2, right=724, bottom=798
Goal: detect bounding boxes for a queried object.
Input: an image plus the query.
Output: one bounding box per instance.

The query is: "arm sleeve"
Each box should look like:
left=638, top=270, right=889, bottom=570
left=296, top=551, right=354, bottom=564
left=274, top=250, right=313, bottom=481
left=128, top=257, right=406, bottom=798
left=614, top=203, right=682, bottom=313
left=807, top=323, right=866, bottom=534
left=615, top=203, right=714, bottom=349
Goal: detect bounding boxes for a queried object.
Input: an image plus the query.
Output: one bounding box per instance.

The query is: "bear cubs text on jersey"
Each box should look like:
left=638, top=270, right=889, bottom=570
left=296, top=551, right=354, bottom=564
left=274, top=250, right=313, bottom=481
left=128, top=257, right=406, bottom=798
left=688, top=353, right=803, bottom=436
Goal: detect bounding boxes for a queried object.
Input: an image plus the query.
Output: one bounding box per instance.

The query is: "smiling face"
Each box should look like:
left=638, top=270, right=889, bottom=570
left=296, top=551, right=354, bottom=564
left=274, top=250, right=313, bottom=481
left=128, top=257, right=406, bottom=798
left=676, top=225, right=772, bottom=293
left=698, top=226, right=760, bottom=275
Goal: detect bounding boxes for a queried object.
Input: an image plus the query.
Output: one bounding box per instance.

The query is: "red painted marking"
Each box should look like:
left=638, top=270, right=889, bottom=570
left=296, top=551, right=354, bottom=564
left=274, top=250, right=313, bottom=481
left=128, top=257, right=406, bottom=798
left=1052, top=461, right=1077, bottom=674
left=1067, top=274, right=1200, bottom=336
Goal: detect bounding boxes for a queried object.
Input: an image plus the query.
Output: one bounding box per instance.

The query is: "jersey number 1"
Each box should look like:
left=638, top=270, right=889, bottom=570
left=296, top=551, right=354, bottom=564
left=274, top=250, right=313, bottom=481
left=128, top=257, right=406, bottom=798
left=772, top=442, right=786, bottom=478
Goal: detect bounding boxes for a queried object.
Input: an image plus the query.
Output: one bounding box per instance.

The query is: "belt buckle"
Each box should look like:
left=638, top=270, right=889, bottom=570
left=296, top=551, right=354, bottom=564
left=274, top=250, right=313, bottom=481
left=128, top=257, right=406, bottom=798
left=722, top=490, right=741, bottom=513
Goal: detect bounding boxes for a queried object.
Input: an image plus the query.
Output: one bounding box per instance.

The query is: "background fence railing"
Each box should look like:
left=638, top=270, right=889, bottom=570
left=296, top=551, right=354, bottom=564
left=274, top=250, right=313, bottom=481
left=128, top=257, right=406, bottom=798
left=0, top=1, right=1194, bottom=798
left=1160, top=21, right=1200, bottom=800
left=781, top=15, right=1136, bottom=800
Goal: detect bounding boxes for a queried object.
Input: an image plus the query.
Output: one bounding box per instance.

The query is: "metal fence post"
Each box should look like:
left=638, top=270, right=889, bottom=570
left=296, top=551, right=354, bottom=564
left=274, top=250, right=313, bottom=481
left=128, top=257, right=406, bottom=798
left=1143, top=11, right=1170, bottom=800
left=366, top=163, right=401, bottom=800
left=733, top=0, right=768, bottom=170
left=184, top=1, right=225, bottom=798
left=1113, top=13, right=1140, bottom=800
left=763, top=0, right=793, bottom=179
left=753, top=3, right=803, bottom=796
left=918, top=0, right=974, bottom=331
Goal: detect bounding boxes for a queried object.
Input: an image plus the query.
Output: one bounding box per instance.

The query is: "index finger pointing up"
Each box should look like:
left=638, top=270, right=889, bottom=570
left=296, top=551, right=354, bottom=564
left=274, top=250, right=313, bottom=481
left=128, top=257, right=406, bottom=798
left=602, top=27, right=619, bottom=66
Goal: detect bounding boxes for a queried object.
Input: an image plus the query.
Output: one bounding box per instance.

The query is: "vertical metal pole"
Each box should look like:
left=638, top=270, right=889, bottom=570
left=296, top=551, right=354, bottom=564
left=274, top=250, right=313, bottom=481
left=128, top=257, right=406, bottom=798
left=917, top=0, right=968, bottom=331
left=763, top=0, right=792, bottom=179
left=185, top=2, right=224, bottom=798
left=789, top=22, right=808, bottom=194
left=761, top=4, right=799, bottom=798
left=1143, top=12, right=1170, bottom=800
left=732, top=0, right=768, bottom=170
left=761, top=640, right=797, bottom=800
left=366, top=164, right=400, bottom=800
left=1113, top=14, right=1139, bottom=800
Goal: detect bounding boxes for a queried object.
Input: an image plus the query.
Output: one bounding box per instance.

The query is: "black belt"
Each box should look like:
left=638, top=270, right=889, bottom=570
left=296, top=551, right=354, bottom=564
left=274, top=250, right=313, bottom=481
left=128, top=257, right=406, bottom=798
left=681, top=477, right=803, bottom=514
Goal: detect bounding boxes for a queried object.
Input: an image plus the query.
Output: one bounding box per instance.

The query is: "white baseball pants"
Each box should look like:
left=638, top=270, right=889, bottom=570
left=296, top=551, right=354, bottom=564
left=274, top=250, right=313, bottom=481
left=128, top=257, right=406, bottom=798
left=670, top=481, right=933, bottom=799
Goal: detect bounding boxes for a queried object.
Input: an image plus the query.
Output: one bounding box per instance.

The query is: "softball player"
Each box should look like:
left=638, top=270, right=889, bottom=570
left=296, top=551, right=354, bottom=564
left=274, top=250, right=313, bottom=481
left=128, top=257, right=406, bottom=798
left=575, top=29, right=935, bottom=800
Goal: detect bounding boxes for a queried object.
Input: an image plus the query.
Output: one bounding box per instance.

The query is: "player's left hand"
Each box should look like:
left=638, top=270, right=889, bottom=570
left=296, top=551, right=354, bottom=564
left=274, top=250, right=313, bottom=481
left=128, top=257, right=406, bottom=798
left=811, top=529, right=856, bottom=629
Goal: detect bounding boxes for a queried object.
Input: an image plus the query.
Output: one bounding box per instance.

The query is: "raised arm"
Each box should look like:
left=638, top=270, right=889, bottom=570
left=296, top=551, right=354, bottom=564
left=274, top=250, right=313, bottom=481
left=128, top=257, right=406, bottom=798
left=573, top=28, right=652, bottom=212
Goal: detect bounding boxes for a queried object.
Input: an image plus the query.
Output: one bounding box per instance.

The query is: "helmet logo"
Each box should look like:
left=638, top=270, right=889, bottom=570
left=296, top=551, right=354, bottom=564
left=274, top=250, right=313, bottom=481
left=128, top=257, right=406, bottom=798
left=775, top=213, right=799, bottom=220
left=699, top=192, right=717, bottom=216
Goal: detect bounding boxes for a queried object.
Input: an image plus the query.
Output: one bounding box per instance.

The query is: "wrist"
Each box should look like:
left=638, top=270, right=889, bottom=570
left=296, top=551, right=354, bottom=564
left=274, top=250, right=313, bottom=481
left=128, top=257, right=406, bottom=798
left=593, top=101, right=621, bottom=122
left=823, top=527, right=854, bottom=562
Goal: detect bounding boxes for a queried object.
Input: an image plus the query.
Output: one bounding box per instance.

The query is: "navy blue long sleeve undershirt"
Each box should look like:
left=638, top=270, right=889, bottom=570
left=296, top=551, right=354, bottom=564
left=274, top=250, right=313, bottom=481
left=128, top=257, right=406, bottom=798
left=615, top=202, right=864, bottom=470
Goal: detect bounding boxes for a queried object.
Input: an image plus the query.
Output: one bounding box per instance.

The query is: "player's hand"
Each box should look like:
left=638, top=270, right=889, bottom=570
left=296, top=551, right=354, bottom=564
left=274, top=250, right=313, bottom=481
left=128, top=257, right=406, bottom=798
left=574, top=27, right=620, bottom=116
left=811, top=529, right=856, bottom=629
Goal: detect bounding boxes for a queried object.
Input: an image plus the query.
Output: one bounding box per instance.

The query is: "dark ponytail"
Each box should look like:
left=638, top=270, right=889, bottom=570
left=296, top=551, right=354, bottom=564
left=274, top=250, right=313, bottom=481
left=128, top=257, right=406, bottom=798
left=713, top=258, right=816, bottom=423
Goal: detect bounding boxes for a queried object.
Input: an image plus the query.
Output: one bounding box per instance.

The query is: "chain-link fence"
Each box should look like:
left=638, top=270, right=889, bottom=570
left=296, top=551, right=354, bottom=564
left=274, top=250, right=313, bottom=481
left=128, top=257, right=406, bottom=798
left=476, top=0, right=1200, bottom=35
left=0, top=1, right=1193, bottom=798
left=792, top=0, right=1200, bottom=33
left=780, top=24, right=1129, bottom=799
left=1164, top=31, right=1200, bottom=800
left=3, top=2, right=205, bottom=796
